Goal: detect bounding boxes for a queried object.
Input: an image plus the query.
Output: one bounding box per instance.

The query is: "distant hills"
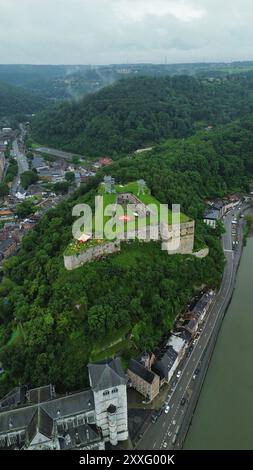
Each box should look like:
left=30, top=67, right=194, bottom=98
left=0, top=82, right=45, bottom=121
left=2, top=62, right=253, bottom=103
left=31, top=74, right=253, bottom=156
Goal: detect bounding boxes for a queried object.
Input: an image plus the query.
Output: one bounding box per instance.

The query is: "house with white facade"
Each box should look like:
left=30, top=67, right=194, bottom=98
left=203, top=209, right=220, bottom=228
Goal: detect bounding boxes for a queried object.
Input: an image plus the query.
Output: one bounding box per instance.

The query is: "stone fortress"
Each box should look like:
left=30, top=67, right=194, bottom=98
left=64, top=179, right=196, bottom=271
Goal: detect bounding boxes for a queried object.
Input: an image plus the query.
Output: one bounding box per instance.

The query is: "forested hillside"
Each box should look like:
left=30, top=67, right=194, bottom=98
left=1, top=116, right=253, bottom=394
left=0, top=83, right=45, bottom=120
left=31, top=75, right=253, bottom=156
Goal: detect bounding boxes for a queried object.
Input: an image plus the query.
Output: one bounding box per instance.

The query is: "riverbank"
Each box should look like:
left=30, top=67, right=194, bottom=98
left=183, top=207, right=253, bottom=449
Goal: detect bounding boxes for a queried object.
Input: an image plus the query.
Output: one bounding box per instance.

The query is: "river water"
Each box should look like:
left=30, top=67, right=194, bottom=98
left=184, top=236, right=253, bottom=450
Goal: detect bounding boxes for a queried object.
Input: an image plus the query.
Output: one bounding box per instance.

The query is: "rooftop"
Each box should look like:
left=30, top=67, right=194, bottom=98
left=128, top=359, right=157, bottom=385
left=155, top=346, right=178, bottom=376
left=166, top=334, right=186, bottom=353
left=0, top=388, right=94, bottom=436
left=88, top=358, right=126, bottom=392
left=204, top=209, right=220, bottom=220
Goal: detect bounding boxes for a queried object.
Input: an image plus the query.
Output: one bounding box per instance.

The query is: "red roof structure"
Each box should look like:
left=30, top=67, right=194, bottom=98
left=99, top=158, right=113, bottom=166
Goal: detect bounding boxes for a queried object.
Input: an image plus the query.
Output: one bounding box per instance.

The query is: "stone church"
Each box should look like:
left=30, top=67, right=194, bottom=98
left=0, top=358, right=128, bottom=450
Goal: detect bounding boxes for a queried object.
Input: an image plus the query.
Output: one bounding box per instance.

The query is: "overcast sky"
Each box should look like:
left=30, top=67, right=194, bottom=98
left=0, top=0, right=253, bottom=65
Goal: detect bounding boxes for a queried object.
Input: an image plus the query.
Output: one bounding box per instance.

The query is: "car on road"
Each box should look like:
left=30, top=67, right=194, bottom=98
left=151, top=414, right=158, bottom=423
left=176, top=370, right=182, bottom=379
left=180, top=397, right=186, bottom=406
left=168, top=431, right=172, bottom=437
left=172, top=435, right=177, bottom=445
left=193, top=374, right=197, bottom=380
left=165, top=405, right=170, bottom=414
left=162, top=442, right=168, bottom=449
left=172, top=420, right=176, bottom=425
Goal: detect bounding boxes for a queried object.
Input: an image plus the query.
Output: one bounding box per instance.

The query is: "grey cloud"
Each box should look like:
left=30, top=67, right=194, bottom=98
left=0, top=0, right=252, bottom=64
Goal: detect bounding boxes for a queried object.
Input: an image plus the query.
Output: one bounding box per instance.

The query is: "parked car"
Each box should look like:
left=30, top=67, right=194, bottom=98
left=176, top=370, right=182, bottom=379
left=158, top=407, right=163, bottom=417
left=180, top=397, right=186, bottom=406
left=165, top=405, right=170, bottom=414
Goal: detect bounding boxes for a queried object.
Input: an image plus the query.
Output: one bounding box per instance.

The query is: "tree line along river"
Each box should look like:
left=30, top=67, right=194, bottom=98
left=184, top=235, right=253, bottom=450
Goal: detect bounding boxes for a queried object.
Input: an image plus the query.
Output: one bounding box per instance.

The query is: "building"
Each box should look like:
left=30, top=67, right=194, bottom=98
left=203, top=209, right=220, bottom=228
left=32, top=156, right=49, bottom=171
left=0, top=210, right=15, bottom=223
left=0, top=358, right=128, bottom=450
left=154, top=333, right=188, bottom=384
left=166, top=334, right=187, bottom=362
left=99, top=158, right=113, bottom=166
left=0, top=238, right=17, bottom=260
left=88, top=358, right=128, bottom=446
left=190, top=291, right=213, bottom=323
left=179, top=318, right=198, bottom=337
left=212, top=200, right=225, bottom=216
left=127, top=359, right=160, bottom=402
left=155, top=346, right=178, bottom=383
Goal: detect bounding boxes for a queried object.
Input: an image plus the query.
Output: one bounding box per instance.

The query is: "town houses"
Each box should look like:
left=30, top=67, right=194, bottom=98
left=203, top=195, right=241, bottom=228
left=127, top=290, right=214, bottom=402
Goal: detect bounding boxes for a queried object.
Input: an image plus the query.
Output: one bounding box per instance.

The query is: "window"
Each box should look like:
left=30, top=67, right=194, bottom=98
left=103, top=390, right=110, bottom=396
left=111, top=388, right=118, bottom=394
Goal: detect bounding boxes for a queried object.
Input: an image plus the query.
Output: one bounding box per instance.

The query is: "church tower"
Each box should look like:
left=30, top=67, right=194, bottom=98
left=88, top=358, right=128, bottom=445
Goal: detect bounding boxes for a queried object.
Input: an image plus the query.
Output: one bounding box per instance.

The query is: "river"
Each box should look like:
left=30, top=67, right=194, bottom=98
left=184, top=235, right=253, bottom=450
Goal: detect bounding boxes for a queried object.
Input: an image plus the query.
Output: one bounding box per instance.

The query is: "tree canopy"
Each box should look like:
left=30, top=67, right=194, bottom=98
left=31, top=75, right=253, bottom=156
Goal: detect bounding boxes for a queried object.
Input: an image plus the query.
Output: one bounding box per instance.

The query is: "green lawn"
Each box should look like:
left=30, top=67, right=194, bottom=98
left=65, top=180, right=191, bottom=255
left=90, top=326, right=133, bottom=362
left=90, top=339, right=131, bottom=362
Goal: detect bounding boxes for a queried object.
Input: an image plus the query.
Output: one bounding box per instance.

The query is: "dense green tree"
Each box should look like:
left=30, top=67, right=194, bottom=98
left=20, top=170, right=39, bottom=189
left=53, top=181, right=69, bottom=194
left=0, top=183, right=9, bottom=197
left=65, top=171, right=75, bottom=183
left=15, top=200, right=35, bottom=218
left=31, top=75, right=253, bottom=156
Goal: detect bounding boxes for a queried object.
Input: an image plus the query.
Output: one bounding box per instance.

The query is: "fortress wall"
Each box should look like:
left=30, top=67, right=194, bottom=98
left=64, top=241, right=121, bottom=270
left=64, top=221, right=195, bottom=270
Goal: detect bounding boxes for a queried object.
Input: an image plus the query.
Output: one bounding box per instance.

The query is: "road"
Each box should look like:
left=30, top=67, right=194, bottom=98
left=11, top=135, right=29, bottom=195
left=137, top=204, right=245, bottom=451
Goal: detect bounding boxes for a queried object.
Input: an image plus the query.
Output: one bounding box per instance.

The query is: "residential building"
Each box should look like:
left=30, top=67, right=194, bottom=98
left=190, top=291, right=213, bottom=323
left=155, top=346, right=178, bottom=383
left=203, top=209, right=220, bottom=228
left=212, top=199, right=225, bottom=216
left=127, top=359, right=160, bottom=402
left=178, top=318, right=198, bottom=337
left=0, top=238, right=17, bottom=260
left=166, top=334, right=187, bottom=362
left=0, top=210, right=15, bottom=222
left=154, top=332, right=188, bottom=384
